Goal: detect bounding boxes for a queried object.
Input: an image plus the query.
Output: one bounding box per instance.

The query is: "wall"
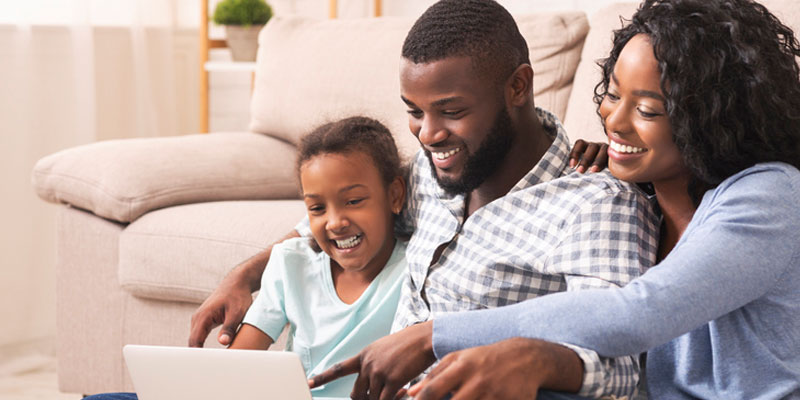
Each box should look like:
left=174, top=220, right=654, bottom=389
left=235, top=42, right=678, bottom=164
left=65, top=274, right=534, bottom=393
left=0, top=26, right=200, bottom=353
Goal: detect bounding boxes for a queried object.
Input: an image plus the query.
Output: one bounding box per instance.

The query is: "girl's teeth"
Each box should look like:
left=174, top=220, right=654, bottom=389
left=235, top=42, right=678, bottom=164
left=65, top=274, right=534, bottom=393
left=433, top=147, right=461, bottom=160
left=335, top=234, right=362, bottom=249
left=610, top=140, right=646, bottom=154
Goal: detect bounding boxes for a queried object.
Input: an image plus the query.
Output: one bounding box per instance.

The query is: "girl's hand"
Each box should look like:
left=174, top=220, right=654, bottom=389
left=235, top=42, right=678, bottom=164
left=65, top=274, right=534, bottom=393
left=569, top=140, right=609, bottom=173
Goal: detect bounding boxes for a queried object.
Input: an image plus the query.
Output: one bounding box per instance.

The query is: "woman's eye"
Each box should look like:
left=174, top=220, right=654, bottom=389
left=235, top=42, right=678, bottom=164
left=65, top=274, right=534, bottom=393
left=606, top=92, right=620, bottom=101
left=637, top=107, right=661, bottom=118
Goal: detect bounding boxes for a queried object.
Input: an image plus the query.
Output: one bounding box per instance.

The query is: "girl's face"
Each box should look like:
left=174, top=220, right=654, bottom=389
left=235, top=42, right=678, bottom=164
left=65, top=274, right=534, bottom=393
left=600, top=34, right=688, bottom=185
left=300, top=151, right=404, bottom=274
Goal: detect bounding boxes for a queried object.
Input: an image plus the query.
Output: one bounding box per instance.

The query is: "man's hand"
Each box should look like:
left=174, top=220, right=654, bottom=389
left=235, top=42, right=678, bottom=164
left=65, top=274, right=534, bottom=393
left=407, top=337, right=583, bottom=400
left=188, top=268, right=256, bottom=347
left=569, top=140, right=609, bottom=173
left=308, top=321, right=437, bottom=400
left=188, top=249, right=274, bottom=347
left=188, top=231, right=300, bottom=347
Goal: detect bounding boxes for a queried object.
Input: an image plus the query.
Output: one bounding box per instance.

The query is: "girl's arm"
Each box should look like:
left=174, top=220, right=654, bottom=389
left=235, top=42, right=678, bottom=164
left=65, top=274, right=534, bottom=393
left=229, top=324, right=274, bottom=350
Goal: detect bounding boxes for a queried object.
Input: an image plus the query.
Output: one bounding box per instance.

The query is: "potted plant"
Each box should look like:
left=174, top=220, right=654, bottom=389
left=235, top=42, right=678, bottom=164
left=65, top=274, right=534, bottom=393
left=213, top=0, right=273, bottom=62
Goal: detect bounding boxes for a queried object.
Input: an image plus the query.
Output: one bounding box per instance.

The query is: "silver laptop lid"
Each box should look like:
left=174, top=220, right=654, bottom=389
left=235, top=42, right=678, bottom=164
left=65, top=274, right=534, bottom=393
left=123, top=345, right=313, bottom=400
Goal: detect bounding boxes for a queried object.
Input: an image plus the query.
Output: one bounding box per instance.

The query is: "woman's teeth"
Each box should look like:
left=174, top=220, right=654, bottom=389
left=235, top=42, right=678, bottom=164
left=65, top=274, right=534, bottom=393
left=335, top=234, right=363, bottom=249
left=432, top=147, right=461, bottom=160
left=610, top=140, right=646, bottom=154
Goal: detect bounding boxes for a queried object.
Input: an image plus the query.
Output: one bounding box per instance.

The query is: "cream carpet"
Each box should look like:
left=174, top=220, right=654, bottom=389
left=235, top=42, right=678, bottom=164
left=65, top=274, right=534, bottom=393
left=0, top=353, right=81, bottom=400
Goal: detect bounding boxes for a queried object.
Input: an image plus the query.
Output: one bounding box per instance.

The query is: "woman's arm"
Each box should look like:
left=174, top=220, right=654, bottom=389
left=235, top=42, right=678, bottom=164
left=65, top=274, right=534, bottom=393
left=433, top=164, right=800, bottom=358
left=229, top=324, right=274, bottom=350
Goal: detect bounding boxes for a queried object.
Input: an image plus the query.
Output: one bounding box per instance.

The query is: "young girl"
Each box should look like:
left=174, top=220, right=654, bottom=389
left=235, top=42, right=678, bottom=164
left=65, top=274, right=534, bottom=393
left=228, top=116, right=407, bottom=398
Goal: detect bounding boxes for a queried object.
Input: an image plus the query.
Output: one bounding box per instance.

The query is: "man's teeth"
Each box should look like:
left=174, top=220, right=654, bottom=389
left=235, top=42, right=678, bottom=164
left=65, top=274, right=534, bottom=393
left=335, top=234, right=363, bottom=249
left=610, top=140, right=646, bottom=154
left=432, top=147, right=461, bottom=160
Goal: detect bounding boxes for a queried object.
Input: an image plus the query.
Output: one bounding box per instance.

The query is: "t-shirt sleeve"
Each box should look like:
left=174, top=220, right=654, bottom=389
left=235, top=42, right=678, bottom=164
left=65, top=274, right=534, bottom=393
left=294, top=216, right=311, bottom=238
left=242, top=244, right=290, bottom=341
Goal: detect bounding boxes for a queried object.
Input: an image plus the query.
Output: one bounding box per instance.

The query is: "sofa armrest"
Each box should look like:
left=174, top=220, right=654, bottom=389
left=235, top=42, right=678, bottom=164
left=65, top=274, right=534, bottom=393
left=32, top=132, right=299, bottom=223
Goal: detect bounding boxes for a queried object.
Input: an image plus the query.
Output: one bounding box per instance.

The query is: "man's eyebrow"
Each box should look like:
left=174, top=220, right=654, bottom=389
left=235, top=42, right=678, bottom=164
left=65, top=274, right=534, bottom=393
left=400, top=95, right=464, bottom=107
left=611, top=71, right=665, bottom=102
left=431, top=96, right=463, bottom=107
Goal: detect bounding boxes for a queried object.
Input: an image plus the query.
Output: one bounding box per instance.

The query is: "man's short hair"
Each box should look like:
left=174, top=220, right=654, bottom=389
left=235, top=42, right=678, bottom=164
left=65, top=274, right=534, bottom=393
left=402, top=0, right=530, bottom=83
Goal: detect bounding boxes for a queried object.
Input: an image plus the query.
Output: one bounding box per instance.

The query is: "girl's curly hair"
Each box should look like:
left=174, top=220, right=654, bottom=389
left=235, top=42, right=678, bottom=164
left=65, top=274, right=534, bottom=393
left=594, top=0, right=800, bottom=201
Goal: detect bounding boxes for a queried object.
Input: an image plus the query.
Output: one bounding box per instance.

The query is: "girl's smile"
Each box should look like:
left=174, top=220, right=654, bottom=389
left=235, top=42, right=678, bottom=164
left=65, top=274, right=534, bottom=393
left=300, top=151, right=404, bottom=279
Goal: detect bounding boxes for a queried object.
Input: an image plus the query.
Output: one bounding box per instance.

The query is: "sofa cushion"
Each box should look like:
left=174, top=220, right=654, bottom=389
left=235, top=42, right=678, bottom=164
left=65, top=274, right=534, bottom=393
left=33, top=132, right=299, bottom=223
left=118, top=200, right=307, bottom=303
left=250, top=12, right=589, bottom=159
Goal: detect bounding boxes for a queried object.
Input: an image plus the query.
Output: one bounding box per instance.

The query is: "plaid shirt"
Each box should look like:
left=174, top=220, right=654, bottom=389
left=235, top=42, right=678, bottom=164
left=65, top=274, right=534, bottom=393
left=392, top=108, right=660, bottom=398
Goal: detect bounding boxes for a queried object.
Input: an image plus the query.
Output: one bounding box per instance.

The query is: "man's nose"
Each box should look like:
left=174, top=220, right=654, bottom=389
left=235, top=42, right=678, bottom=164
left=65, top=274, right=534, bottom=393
left=417, top=117, right=448, bottom=146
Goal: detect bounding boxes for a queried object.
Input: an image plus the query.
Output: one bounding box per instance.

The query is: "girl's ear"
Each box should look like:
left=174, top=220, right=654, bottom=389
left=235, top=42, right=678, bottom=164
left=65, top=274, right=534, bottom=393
left=388, top=175, right=406, bottom=215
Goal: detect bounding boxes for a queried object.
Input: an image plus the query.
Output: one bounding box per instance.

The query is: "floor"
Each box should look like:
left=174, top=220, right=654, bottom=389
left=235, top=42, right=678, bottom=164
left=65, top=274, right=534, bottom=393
left=0, top=352, right=81, bottom=400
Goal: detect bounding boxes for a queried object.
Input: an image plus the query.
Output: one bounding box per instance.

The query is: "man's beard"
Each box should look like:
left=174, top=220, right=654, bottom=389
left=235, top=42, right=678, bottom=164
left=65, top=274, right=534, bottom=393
left=427, top=107, right=514, bottom=196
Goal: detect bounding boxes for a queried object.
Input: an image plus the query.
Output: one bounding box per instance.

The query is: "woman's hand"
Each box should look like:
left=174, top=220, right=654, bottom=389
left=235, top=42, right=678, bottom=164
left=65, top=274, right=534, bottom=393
left=569, top=140, right=609, bottom=173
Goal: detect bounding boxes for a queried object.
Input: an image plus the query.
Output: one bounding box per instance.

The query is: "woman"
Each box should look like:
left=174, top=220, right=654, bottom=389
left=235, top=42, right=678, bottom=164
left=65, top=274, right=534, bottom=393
left=408, top=0, right=800, bottom=398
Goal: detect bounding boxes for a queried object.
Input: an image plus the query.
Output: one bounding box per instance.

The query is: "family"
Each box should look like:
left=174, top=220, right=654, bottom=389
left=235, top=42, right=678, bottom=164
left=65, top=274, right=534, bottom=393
left=89, top=0, right=800, bottom=398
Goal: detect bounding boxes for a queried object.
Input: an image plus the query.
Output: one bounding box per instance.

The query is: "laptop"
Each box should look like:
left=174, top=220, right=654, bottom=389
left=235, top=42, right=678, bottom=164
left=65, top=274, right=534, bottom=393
left=124, top=344, right=337, bottom=400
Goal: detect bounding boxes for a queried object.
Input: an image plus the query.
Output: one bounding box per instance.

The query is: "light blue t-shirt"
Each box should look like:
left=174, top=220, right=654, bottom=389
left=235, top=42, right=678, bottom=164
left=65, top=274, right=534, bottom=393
left=243, top=237, right=407, bottom=398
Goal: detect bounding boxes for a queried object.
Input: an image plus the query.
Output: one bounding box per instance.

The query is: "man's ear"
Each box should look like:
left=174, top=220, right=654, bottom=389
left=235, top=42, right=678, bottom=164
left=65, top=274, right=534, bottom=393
left=507, top=64, right=534, bottom=107
left=388, top=175, right=406, bottom=215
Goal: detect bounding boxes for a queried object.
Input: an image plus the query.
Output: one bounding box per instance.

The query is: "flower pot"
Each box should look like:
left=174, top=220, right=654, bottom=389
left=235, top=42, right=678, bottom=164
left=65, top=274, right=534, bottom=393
left=225, top=25, right=264, bottom=62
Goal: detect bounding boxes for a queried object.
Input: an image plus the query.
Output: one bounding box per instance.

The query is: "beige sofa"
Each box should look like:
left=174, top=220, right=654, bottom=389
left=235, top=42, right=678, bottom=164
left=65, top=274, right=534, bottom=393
left=31, top=1, right=799, bottom=396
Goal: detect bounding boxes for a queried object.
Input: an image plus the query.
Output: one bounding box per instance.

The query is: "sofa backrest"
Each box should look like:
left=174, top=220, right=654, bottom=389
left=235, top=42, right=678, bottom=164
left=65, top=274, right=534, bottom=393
left=249, top=12, right=589, bottom=160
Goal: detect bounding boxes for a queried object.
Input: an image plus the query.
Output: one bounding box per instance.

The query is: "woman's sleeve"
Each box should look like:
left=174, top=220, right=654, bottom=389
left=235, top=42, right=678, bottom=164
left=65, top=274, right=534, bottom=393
left=433, top=165, right=800, bottom=358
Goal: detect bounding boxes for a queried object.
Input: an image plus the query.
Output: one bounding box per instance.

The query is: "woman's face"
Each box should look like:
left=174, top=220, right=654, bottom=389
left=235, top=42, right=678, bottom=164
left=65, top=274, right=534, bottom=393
left=600, top=34, right=688, bottom=185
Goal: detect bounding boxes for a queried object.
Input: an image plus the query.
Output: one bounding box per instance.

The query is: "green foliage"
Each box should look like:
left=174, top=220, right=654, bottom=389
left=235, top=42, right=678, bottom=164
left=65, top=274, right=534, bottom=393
left=212, top=0, right=273, bottom=26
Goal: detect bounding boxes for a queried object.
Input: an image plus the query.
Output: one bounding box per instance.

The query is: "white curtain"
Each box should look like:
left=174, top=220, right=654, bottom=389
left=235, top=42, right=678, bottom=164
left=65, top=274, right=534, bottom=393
left=0, top=0, right=195, bottom=350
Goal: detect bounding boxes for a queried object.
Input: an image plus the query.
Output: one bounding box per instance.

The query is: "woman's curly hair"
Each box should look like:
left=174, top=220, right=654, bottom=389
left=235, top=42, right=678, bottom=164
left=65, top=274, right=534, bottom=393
left=594, top=0, right=800, bottom=201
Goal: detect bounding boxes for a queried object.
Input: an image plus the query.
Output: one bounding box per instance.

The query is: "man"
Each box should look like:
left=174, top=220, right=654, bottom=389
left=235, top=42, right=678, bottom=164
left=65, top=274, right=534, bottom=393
left=191, top=0, right=658, bottom=398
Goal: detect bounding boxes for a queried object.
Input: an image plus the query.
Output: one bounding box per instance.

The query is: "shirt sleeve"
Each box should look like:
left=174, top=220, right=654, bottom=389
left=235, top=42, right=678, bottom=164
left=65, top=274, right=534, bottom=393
left=242, top=244, right=290, bottom=341
left=543, top=187, right=658, bottom=397
left=433, top=165, right=799, bottom=390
